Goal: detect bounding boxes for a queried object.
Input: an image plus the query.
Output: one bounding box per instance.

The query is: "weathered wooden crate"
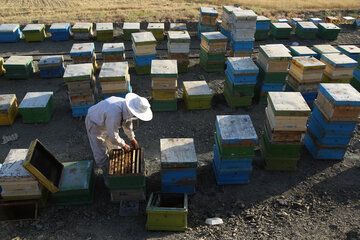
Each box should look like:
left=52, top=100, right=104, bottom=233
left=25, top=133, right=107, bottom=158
left=267, top=91, right=311, bottom=116
left=200, top=7, right=218, bottom=25
left=264, top=117, right=305, bottom=143
left=0, top=200, right=38, bottom=221
left=102, top=43, right=125, bottom=62
left=0, top=94, right=18, bottom=125
left=200, top=48, right=226, bottom=63
left=200, top=32, right=227, bottom=54
left=4, top=56, right=34, bottom=80
left=123, top=22, right=140, bottom=41
left=320, top=54, right=357, bottom=80
left=96, top=22, right=114, bottom=41
left=49, top=23, right=71, bottom=41
left=38, top=55, right=65, bottom=78
left=18, top=92, right=55, bottom=123
left=22, top=24, right=46, bottom=42
left=183, top=81, right=212, bottom=110
left=107, top=148, right=145, bottom=190
left=152, top=90, right=177, bottom=101
left=167, top=31, right=191, bottom=54
left=289, top=56, right=325, bottom=83
left=52, top=160, right=95, bottom=206
left=199, top=59, right=225, bottom=73
left=146, top=192, right=188, bottom=231
left=152, top=78, right=177, bottom=90
left=257, top=44, right=292, bottom=72
left=0, top=24, right=21, bottom=43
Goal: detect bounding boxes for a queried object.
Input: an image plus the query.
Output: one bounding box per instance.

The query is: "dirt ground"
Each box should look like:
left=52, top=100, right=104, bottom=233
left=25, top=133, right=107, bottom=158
left=0, top=22, right=360, bottom=240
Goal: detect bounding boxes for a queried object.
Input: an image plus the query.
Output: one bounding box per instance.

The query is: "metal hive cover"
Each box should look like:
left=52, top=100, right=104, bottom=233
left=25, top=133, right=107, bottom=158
left=0, top=149, right=30, bottom=178
left=63, top=63, right=93, bottom=78
left=227, top=57, right=259, bottom=73
left=18, top=92, right=53, bottom=109
left=132, top=32, right=156, bottom=43
left=23, top=24, right=44, bottom=31
left=102, top=43, right=125, bottom=53
left=268, top=92, right=311, bottom=112
left=50, top=23, right=70, bottom=30
left=99, top=62, right=128, bottom=78
left=160, top=138, right=197, bottom=164
left=168, top=31, right=191, bottom=41
left=0, top=24, right=19, bottom=32
left=151, top=60, right=178, bottom=75
left=97, top=22, right=113, bottom=31
left=319, top=83, right=360, bottom=106
left=0, top=94, right=16, bottom=112
left=216, top=115, right=258, bottom=142
left=123, top=22, right=140, bottom=29
left=147, top=23, right=165, bottom=30
left=183, top=81, right=212, bottom=96
left=70, top=43, right=95, bottom=54
left=4, top=56, right=33, bottom=66
left=38, top=55, right=63, bottom=66
left=72, top=22, right=92, bottom=30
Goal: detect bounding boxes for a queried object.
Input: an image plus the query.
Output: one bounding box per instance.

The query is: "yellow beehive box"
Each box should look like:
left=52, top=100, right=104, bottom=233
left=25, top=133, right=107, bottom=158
left=0, top=94, right=18, bottom=125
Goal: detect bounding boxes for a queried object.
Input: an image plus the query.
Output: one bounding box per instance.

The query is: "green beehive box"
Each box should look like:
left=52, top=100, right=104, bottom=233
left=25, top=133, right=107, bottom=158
left=225, top=76, right=255, bottom=96
left=178, top=63, right=189, bottom=73
left=146, top=192, right=188, bottom=231
left=263, top=157, right=299, bottom=171
left=317, top=23, right=340, bottom=40
left=147, top=23, right=165, bottom=40
left=199, top=59, right=225, bottom=72
left=22, top=24, right=46, bottom=42
left=295, top=22, right=318, bottom=39
left=135, top=65, right=151, bottom=75
left=200, top=48, right=226, bottom=62
left=18, top=92, right=55, bottom=123
left=270, top=23, right=292, bottom=39
left=255, top=29, right=269, bottom=41
left=312, top=44, right=340, bottom=56
left=4, top=56, right=34, bottom=80
left=214, top=132, right=255, bottom=159
left=223, top=85, right=253, bottom=107
left=96, top=22, right=114, bottom=41
left=183, top=81, right=212, bottom=110
left=152, top=99, right=177, bottom=111
left=52, top=160, right=95, bottom=206
left=123, top=22, right=140, bottom=41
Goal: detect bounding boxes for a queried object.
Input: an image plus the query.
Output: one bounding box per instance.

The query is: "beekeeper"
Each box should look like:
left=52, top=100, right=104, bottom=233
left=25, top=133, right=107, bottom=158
left=85, top=93, right=153, bottom=171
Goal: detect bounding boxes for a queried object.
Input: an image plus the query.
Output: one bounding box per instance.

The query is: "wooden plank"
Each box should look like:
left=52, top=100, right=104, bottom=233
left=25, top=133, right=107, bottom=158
left=136, top=149, right=140, bottom=174
left=121, top=149, right=125, bottom=175
left=132, top=150, right=136, bottom=174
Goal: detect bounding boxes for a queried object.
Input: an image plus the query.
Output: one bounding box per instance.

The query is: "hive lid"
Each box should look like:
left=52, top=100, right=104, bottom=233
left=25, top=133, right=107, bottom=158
left=72, top=22, right=92, bottom=30
left=200, top=7, right=218, bottom=15
left=297, top=21, right=318, bottom=30
left=50, top=23, right=70, bottom=30
left=257, top=16, right=270, bottom=22
left=168, top=31, right=191, bottom=42
left=56, top=160, right=93, bottom=192
left=0, top=149, right=31, bottom=178
left=216, top=115, right=258, bottom=144
left=268, top=92, right=311, bottom=115
left=291, top=56, right=326, bottom=70
left=223, top=6, right=240, bottom=14
left=0, top=94, right=16, bottom=113
left=318, top=23, right=340, bottom=30
left=147, top=23, right=165, bottom=30
left=96, top=22, right=113, bottom=31
left=310, top=17, right=322, bottom=22
left=321, top=53, right=357, bottom=68
left=63, top=63, right=93, bottom=81
left=151, top=60, right=178, bottom=76
left=232, top=9, right=257, bottom=21
left=312, top=45, right=340, bottom=54
left=102, top=43, right=125, bottom=53
left=23, top=139, right=64, bottom=193
left=18, top=92, right=53, bottom=109
left=4, top=56, right=33, bottom=66
left=123, top=22, right=140, bottom=30
left=259, top=44, right=292, bottom=60
left=227, top=57, right=259, bottom=74
left=319, top=83, right=360, bottom=106
left=0, top=24, right=20, bottom=32
left=38, top=55, right=63, bottom=67
left=337, top=45, right=360, bottom=55
left=131, top=32, right=156, bottom=44
left=170, top=23, right=187, bottom=31
left=271, top=22, right=292, bottom=29
left=23, top=24, right=45, bottom=32
left=183, top=81, right=212, bottom=96
left=160, top=138, right=197, bottom=168
left=99, top=62, right=128, bottom=79
left=70, top=42, right=95, bottom=56
left=201, top=32, right=227, bottom=42
left=289, top=46, right=317, bottom=56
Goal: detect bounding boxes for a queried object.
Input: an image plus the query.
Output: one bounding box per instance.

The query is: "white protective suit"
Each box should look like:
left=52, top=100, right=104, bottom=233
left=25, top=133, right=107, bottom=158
left=85, top=96, right=135, bottom=168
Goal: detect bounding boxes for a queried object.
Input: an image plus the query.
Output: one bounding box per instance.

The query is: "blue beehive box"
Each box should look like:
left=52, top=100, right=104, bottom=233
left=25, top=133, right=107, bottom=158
left=230, top=40, right=254, bottom=51
left=71, top=104, right=93, bottom=117
left=0, top=24, right=22, bottom=43
left=134, top=54, right=156, bottom=66
left=38, top=55, right=65, bottom=78
left=50, top=23, right=71, bottom=41
left=310, top=18, right=323, bottom=25
left=337, top=45, right=360, bottom=61
left=160, top=138, right=197, bottom=194
left=70, top=42, right=95, bottom=57
left=278, top=19, right=289, bottom=23
left=226, top=57, right=259, bottom=85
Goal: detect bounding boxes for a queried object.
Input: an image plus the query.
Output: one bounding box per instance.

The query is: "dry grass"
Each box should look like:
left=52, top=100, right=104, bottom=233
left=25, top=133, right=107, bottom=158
left=0, top=0, right=359, bottom=24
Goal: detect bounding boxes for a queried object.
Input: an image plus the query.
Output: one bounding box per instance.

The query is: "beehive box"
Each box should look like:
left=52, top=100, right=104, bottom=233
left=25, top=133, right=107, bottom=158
left=0, top=149, right=41, bottom=200
left=255, top=16, right=270, bottom=40
left=277, top=19, right=289, bottom=23
left=325, top=16, right=339, bottom=24
left=96, top=22, right=113, bottom=41
left=151, top=60, right=178, bottom=78
left=183, top=81, right=212, bottom=110
left=223, top=87, right=253, bottom=107
left=22, top=24, right=46, bottom=42
left=151, top=60, right=178, bottom=99
left=289, top=46, right=317, bottom=57
left=224, top=76, right=255, bottom=97
left=295, top=21, right=318, bottom=39
left=70, top=42, right=95, bottom=58
left=270, top=23, right=292, bottom=39
left=146, top=193, right=188, bottom=231
left=317, top=23, right=340, bottom=40
left=99, top=62, right=130, bottom=95
left=52, top=160, right=95, bottom=205
left=167, top=31, right=191, bottom=53
left=107, top=148, right=145, bottom=190
left=257, top=44, right=292, bottom=72
left=289, top=56, right=326, bottom=83
left=18, top=92, right=55, bottom=123
left=200, top=7, right=218, bottom=25
left=102, top=43, right=125, bottom=62
left=147, top=23, right=165, bottom=40
left=3, top=56, right=34, bottom=80
left=226, top=57, right=259, bottom=85
left=151, top=100, right=177, bottom=111
left=170, top=23, right=187, bottom=31
left=200, top=32, right=227, bottom=54
left=310, top=18, right=323, bottom=25
left=23, top=139, right=64, bottom=193
left=38, top=55, right=65, bottom=78
left=122, top=22, right=140, bottom=41
left=337, top=45, right=360, bottom=61
left=0, top=24, right=21, bottom=43
left=0, top=94, right=18, bottom=125
left=0, top=200, right=39, bottom=221
left=49, top=23, right=71, bottom=41
left=312, top=45, right=340, bottom=59
left=320, top=54, right=357, bottom=81
left=132, top=32, right=157, bottom=47
left=110, top=188, right=145, bottom=202
left=71, top=22, right=93, bottom=40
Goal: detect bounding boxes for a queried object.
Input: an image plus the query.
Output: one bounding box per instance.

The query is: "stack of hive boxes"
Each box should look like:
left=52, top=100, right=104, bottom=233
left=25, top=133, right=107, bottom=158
left=295, top=22, right=318, bottom=39
left=321, top=54, right=357, bottom=83
left=122, top=22, right=140, bottom=41
left=0, top=24, right=21, bottom=43
left=287, top=56, right=326, bottom=106
left=256, top=44, right=292, bottom=104
left=198, top=7, right=218, bottom=40
left=99, top=62, right=131, bottom=98
left=183, top=81, right=212, bottom=110
left=224, top=57, right=259, bottom=107
left=147, top=23, right=165, bottom=41
left=304, top=83, right=360, bottom=160
left=255, top=16, right=271, bottom=41
left=49, top=23, right=71, bottom=41
left=18, top=92, right=55, bottom=123
left=220, top=6, right=240, bottom=39
left=70, top=43, right=98, bottom=70
left=96, top=23, right=114, bottom=41
left=38, top=55, right=65, bottom=78
left=22, top=24, right=46, bottom=42
left=230, top=9, right=257, bottom=57
left=350, top=56, right=360, bottom=92
left=151, top=60, right=178, bottom=111
left=3, top=56, right=34, bottom=80
left=132, top=32, right=157, bottom=75
left=71, top=23, right=94, bottom=40
left=312, top=44, right=340, bottom=60
left=170, top=23, right=187, bottom=31
left=102, top=43, right=125, bottom=62
left=213, top=115, right=258, bottom=184
left=270, top=22, right=292, bottom=39
left=200, top=32, right=227, bottom=72
left=63, top=63, right=95, bottom=117
left=167, top=31, right=191, bottom=73
left=0, top=57, right=4, bottom=76
left=0, top=94, right=18, bottom=126
left=289, top=46, right=317, bottom=57
left=261, top=92, right=311, bottom=171
left=337, top=45, right=360, bottom=61
left=317, top=23, right=340, bottom=40
left=291, top=18, right=303, bottom=26
left=160, top=138, right=198, bottom=194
